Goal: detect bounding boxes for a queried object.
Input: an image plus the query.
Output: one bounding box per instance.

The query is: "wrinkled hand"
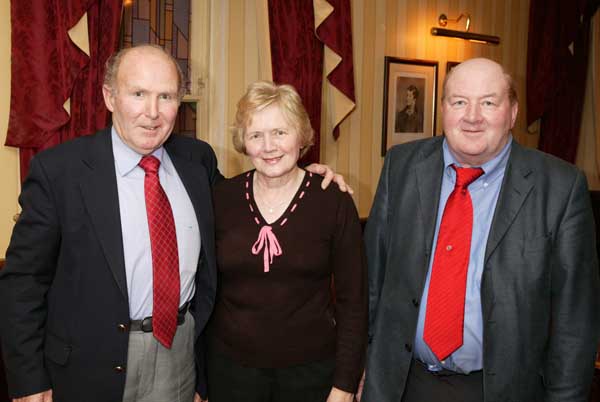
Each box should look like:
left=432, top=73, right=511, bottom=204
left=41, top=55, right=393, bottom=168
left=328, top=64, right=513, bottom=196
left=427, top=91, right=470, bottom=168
left=326, top=386, right=354, bottom=402
left=305, top=164, right=354, bottom=194
left=14, top=389, right=53, bottom=402
left=193, top=392, right=207, bottom=402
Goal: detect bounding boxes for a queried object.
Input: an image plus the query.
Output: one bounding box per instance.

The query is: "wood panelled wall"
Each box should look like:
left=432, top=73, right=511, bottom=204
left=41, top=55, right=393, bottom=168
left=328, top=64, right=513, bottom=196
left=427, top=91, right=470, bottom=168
left=206, top=0, right=533, bottom=217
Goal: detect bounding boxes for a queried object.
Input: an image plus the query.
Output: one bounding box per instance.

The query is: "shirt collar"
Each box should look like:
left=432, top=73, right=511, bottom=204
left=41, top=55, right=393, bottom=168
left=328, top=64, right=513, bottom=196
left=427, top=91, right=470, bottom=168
left=111, top=127, right=171, bottom=177
left=442, top=134, right=512, bottom=186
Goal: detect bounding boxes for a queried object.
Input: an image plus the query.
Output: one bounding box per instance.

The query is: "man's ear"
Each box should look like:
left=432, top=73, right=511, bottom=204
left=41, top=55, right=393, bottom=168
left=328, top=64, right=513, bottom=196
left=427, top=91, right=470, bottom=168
left=510, top=101, right=518, bottom=128
left=102, top=84, right=115, bottom=112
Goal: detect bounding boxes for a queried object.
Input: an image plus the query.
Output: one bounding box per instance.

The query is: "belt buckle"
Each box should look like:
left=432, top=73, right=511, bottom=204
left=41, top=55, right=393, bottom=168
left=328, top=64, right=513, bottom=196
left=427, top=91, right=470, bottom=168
left=141, top=317, right=153, bottom=332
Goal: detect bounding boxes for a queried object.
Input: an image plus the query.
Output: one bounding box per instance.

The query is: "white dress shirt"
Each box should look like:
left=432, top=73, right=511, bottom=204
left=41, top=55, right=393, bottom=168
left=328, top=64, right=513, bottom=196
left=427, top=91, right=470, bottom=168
left=112, top=129, right=201, bottom=319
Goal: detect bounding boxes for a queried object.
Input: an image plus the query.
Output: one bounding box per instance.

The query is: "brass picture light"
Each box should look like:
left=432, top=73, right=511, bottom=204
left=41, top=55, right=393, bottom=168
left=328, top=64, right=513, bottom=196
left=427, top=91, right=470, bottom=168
left=431, top=13, right=500, bottom=45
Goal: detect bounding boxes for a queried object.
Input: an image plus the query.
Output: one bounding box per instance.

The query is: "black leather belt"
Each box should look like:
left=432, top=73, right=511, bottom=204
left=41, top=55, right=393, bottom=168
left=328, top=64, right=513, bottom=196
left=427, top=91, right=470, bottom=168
left=414, top=359, right=482, bottom=376
left=130, top=302, right=190, bottom=333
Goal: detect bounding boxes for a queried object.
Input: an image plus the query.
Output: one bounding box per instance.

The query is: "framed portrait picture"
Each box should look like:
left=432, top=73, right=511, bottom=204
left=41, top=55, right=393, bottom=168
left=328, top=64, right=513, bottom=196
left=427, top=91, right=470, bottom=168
left=381, top=57, right=438, bottom=156
left=446, top=61, right=461, bottom=73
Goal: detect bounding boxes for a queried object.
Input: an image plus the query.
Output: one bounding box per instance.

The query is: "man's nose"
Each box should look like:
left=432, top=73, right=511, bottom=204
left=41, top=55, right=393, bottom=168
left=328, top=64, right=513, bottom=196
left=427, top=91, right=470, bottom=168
left=145, top=97, right=159, bottom=119
left=465, top=103, right=482, bottom=122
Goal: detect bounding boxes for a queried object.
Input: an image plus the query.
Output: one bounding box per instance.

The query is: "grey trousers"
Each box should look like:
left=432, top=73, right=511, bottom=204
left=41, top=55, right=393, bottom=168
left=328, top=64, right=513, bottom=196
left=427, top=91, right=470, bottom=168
left=122, top=312, right=196, bottom=402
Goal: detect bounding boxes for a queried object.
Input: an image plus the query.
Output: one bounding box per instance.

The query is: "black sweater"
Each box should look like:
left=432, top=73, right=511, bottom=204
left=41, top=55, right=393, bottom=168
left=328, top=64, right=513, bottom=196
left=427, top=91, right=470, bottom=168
left=208, top=170, right=367, bottom=392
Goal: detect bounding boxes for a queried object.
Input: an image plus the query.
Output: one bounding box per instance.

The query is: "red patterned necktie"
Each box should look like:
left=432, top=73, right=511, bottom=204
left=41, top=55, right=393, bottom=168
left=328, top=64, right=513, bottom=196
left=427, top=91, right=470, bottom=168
left=423, top=165, right=484, bottom=361
left=139, top=155, right=180, bottom=349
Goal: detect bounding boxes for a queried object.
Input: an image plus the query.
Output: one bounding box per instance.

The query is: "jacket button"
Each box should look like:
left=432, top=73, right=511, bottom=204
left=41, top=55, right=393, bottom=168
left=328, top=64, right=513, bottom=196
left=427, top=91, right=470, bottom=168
left=404, top=343, right=412, bottom=352
left=117, top=324, right=128, bottom=332
left=412, top=298, right=419, bottom=307
left=114, top=366, right=125, bottom=373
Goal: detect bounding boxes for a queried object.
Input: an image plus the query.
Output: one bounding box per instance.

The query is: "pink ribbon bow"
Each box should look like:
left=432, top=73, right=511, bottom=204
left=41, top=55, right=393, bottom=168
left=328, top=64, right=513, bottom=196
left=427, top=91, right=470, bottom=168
left=251, top=225, right=283, bottom=272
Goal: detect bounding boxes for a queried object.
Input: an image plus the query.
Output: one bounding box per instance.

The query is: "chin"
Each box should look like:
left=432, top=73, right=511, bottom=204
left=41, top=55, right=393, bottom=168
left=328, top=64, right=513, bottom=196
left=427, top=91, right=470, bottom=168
left=257, top=166, right=295, bottom=178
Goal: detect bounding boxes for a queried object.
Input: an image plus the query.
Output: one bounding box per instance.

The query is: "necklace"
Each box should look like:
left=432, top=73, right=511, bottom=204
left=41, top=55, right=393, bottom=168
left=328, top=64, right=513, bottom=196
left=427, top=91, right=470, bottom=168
left=262, top=199, right=288, bottom=214
left=254, top=169, right=304, bottom=215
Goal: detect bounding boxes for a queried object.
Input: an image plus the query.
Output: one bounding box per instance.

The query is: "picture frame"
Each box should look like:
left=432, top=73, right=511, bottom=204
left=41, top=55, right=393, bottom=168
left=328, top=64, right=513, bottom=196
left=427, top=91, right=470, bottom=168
left=446, top=60, right=461, bottom=73
left=381, top=56, right=438, bottom=156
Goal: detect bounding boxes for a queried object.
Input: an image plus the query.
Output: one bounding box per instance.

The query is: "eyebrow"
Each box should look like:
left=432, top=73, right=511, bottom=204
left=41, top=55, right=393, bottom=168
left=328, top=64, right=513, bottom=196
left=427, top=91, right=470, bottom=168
left=128, top=85, right=177, bottom=94
left=449, top=92, right=501, bottom=99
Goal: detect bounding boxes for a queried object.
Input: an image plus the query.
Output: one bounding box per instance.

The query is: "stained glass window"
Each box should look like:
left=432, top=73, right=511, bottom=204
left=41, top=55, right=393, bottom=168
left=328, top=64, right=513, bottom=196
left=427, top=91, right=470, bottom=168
left=121, top=0, right=191, bottom=94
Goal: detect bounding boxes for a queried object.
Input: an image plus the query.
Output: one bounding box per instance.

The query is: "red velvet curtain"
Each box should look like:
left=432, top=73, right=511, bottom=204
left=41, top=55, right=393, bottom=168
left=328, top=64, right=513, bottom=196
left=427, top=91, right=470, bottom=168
left=268, top=0, right=355, bottom=163
left=6, top=0, right=122, bottom=181
left=527, top=0, right=599, bottom=163
left=315, top=0, right=356, bottom=140
left=268, top=0, right=323, bottom=164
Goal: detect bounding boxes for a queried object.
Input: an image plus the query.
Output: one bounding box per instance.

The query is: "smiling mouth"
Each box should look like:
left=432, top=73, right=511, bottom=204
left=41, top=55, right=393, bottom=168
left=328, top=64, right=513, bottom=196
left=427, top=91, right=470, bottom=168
left=263, top=156, right=283, bottom=164
left=141, top=125, right=160, bottom=132
left=461, top=128, right=484, bottom=134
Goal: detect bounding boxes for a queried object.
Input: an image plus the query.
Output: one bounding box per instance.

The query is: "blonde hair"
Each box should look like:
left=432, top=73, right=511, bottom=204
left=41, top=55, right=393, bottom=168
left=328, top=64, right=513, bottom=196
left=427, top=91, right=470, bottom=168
left=232, top=81, right=314, bottom=157
left=103, top=44, right=186, bottom=101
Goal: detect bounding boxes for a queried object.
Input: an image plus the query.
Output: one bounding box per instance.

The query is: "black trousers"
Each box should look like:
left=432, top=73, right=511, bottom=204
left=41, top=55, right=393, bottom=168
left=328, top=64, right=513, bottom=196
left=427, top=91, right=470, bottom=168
left=401, top=360, right=484, bottom=402
left=207, top=350, right=335, bottom=402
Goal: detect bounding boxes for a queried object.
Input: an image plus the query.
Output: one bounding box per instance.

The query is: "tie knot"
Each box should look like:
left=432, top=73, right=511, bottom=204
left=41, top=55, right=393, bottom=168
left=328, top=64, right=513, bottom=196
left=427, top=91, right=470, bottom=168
left=452, top=165, right=484, bottom=189
left=139, top=155, right=161, bottom=174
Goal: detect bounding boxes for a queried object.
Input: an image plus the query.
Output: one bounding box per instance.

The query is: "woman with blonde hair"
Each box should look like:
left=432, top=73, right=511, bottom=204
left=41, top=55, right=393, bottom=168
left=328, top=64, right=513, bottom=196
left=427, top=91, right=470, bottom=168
left=207, top=81, right=367, bottom=402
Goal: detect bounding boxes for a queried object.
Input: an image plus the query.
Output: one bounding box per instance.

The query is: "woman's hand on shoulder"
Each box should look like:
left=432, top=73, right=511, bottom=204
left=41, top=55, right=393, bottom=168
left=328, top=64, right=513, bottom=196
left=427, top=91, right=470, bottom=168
left=326, top=386, right=355, bottom=402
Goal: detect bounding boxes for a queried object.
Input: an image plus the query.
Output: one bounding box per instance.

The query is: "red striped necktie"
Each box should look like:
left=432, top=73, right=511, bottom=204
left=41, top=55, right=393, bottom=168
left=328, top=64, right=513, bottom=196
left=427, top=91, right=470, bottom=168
left=423, top=165, right=484, bottom=361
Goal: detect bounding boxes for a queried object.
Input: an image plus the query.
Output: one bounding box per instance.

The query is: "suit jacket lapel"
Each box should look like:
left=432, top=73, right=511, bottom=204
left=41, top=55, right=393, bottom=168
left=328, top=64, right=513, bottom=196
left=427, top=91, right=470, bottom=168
left=415, top=139, right=445, bottom=256
left=485, top=141, right=534, bottom=263
left=79, top=130, right=129, bottom=301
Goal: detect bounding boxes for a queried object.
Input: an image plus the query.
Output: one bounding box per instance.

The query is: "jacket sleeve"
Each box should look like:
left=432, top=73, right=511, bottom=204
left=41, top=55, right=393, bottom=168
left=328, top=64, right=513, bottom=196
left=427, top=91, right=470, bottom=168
left=544, top=170, right=600, bottom=401
left=0, top=156, right=58, bottom=398
left=363, top=153, right=392, bottom=342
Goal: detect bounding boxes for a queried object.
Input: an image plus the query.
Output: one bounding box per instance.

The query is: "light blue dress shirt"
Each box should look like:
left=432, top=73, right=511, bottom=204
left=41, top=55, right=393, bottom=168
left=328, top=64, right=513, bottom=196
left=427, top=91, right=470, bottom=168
left=112, top=129, right=201, bottom=320
left=413, top=136, right=512, bottom=373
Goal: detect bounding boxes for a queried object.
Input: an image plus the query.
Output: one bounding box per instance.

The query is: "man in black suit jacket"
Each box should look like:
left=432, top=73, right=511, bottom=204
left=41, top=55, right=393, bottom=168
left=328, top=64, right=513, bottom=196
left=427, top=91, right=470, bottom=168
left=362, top=58, right=600, bottom=401
left=0, top=44, right=220, bottom=402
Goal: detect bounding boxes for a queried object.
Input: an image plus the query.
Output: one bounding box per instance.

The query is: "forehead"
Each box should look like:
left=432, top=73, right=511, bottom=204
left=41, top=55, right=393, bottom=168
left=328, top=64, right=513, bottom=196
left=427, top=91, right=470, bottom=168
left=116, top=49, right=179, bottom=90
left=247, top=104, right=292, bottom=128
left=446, top=61, right=508, bottom=98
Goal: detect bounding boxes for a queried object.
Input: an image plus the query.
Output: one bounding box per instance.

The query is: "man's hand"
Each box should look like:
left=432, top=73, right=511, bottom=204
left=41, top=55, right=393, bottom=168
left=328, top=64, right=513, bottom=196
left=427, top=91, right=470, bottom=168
left=326, top=386, right=354, bottom=402
left=305, top=164, right=354, bottom=194
left=193, top=392, right=207, bottom=402
left=13, top=389, right=53, bottom=402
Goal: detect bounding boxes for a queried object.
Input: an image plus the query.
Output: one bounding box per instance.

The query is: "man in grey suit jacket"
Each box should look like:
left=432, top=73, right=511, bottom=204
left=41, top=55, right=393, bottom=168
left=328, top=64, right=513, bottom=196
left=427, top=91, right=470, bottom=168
left=362, top=58, right=600, bottom=402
